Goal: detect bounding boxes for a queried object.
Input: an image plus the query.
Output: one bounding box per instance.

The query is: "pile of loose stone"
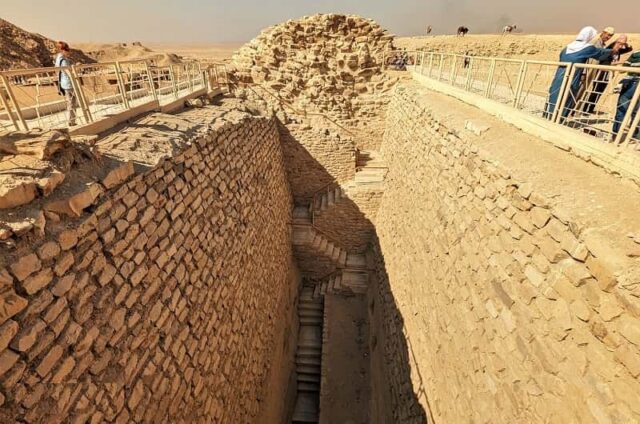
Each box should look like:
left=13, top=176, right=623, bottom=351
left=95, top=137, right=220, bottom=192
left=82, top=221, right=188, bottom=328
left=231, top=14, right=398, bottom=126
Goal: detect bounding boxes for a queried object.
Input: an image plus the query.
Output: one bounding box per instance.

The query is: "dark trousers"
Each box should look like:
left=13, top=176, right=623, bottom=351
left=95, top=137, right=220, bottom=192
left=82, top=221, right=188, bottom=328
left=613, top=79, right=639, bottom=138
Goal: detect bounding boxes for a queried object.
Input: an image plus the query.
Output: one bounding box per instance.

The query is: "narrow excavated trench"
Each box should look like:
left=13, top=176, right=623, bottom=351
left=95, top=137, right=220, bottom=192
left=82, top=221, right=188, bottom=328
left=287, top=149, right=388, bottom=423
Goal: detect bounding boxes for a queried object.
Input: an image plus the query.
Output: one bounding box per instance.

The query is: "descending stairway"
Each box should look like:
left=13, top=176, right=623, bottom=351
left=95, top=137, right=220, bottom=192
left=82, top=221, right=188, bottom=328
left=310, top=150, right=386, bottom=219
left=292, top=208, right=348, bottom=268
left=292, top=285, right=324, bottom=423
left=315, top=269, right=370, bottom=296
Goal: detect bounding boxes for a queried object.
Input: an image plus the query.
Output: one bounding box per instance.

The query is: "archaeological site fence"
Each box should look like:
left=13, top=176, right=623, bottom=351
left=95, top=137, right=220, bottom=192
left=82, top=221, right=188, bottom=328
left=385, top=50, right=640, bottom=149
left=0, top=60, right=229, bottom=134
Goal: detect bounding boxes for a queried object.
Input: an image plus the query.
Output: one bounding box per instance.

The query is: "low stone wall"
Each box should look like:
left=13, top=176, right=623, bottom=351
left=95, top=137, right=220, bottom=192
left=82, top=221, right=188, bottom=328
left=371, top=84, right=640, bottom=423
left=0, top=112, right=296, bottom=423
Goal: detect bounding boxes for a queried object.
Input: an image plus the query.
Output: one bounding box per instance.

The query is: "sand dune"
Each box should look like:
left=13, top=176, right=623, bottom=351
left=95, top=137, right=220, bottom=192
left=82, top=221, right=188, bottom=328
left=74, top=42, right=183, bottom=66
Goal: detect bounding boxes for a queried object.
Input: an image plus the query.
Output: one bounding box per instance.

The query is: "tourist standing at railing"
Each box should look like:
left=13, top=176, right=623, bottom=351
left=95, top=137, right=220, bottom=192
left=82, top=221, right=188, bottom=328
left=544, top=27, right=619, bottom=120
left=612, top=52, right=640, bottom=139
left=54, top=41, right=77, bottom=127
left=581, top=35, right=633, bottom=113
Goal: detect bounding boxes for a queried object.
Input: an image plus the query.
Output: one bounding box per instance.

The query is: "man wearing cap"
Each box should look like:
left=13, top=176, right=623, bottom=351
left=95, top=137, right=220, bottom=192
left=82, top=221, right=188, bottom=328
left=593, top=27, right=615, bottom=47
left=612, top=52, right=640, bottom=139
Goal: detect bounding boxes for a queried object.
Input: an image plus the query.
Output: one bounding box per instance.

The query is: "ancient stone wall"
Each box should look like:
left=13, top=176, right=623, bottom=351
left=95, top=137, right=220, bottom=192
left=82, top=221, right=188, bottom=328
left=231, top=14, right=399, bottom=151
left=313, top=186, right=382, bottom=253
left=371, top=85, right=640, bottom=423
left=278, top=120, right=356, bottom=202
left=0, top=113, right=297, bottom=423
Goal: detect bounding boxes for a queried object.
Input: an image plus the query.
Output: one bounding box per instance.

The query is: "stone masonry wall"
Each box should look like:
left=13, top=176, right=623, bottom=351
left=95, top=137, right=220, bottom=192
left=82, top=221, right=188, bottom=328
left=0, top=114, right=296, bottom=423
left=313, top=186, right=383, bottom=253
left=371, top=85, right=640, bottom=423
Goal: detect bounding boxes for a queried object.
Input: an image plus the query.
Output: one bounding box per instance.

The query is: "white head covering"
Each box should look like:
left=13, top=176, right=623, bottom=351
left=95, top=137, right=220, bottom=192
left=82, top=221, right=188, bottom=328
left=566, top=26, right=598, bottom=54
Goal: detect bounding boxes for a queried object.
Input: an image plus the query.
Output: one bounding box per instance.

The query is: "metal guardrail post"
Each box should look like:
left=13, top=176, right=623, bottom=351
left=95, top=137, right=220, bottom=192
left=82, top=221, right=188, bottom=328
left=428, top=53, right=434, bottom=77
left=70, top=66, right=93, bottom=124
left=437, top=55, right=445, bottom=80
left=420, top=52, right=425, bottom=74
left=553, top=64, right=575, bottom=123
left=465, top=57, right=474, bottom=91
left=168, top=65, right=179, bottom=99
left=0, top=74, right=28, bottom=131
left=0, top=76, right=20, bottom=131
left=450, top=55, right=458, bottom=85
left=114, top=62, right=130, bottom=109
left=485, top=59, right=497, bottom=98
left=621, top=105, right=640, bottom=147
left=144, top=62, right=158, bottom=101
left=615, top=80, right=640, bottom=145
left=197, top=62, right=205, bottom=90
left=513, top=61, right=527, bottom=108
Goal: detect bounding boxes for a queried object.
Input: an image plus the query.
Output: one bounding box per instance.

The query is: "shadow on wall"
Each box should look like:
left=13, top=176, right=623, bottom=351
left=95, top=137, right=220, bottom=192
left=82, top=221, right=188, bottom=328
left=279, top=113, right=429, bottom=420
left=369, top=235, right=430, bottom=424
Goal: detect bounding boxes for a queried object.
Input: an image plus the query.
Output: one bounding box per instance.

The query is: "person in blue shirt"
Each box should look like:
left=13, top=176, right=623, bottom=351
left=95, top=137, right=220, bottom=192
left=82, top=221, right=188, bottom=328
left=612, top=52, right=640, bottom=139
left=544, top=27, right=619, bottom=120
left=54, top=41, right=77, bottom=127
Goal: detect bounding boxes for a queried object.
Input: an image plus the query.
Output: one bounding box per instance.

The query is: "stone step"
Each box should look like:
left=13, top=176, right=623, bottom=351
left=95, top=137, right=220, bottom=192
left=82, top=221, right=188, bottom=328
left=292, top=392, right=319, bottom=422
left=299, top=302, right=323, bottom=311
left=346, top=254, right=367, bottom=269
left=342, top=270, right=369, bottom=285
left=297, top=365, right=322, bottom=376
left=292, top=227, right=313, bottom=245
left=296, top=350, right=321, bottom=360
left=297, top=382, right=320, bottom=393
left=299, top=308, right=323, bottom=317
left=338, top=250, right=347, bottom=267
left=300, top=317, right=323, bottom=326
left=297, top=373, right=321, bottom=384
left=296, top=356, right=321, bottom=367
left=331, top=246, right=342, bottom=262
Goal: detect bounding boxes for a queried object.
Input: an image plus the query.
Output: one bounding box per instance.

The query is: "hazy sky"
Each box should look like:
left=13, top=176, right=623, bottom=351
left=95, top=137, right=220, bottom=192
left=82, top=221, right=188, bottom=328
left=3, top=0, right=639, bottom=43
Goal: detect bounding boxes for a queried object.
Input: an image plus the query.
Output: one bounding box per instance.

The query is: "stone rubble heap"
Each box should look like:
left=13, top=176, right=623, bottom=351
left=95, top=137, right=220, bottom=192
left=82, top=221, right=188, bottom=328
left=231, top=14, right=397, bottom=126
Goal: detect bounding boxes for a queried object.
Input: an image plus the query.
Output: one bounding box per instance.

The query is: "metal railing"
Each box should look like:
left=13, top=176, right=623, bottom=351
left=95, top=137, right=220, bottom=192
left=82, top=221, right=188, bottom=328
left=403, top=51, right=640, bottom=150
left=0, top=60, right=215, bottom=134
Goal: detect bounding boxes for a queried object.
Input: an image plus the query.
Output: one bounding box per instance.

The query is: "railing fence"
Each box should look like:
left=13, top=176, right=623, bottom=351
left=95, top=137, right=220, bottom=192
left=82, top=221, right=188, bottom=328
left=387, top=50, right=640, bottom=150
left=0, top=60, right=227, bottom=134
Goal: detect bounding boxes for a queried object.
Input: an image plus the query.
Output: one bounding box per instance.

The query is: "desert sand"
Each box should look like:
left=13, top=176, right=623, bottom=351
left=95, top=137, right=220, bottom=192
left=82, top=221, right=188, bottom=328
left=396, top=34, right=640, bottom=62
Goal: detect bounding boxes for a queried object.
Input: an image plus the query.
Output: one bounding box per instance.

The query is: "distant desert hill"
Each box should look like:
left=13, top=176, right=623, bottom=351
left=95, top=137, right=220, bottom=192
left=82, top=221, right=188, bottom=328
left=74, top=42, right=183, bottom=66
left=0, top=18, right=94, bottom=70
left=395, top=34, right=640, bottom=62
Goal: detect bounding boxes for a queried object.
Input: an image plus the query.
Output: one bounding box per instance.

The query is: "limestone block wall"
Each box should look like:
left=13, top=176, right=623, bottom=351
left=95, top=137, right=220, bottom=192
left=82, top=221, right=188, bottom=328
left=371, top=85, right=640, bottom=423
left=278, top=121, right=356, bottom=203
left=0, top=115, right=296, bottom=423
left=313, top=186, right=383, bottom=253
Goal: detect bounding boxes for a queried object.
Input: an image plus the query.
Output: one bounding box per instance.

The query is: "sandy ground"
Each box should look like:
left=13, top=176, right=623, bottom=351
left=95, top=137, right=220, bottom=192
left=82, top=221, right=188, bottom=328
left=396, top=34, right=640, bottom=62
left=146, top=42, right=243, bottom=63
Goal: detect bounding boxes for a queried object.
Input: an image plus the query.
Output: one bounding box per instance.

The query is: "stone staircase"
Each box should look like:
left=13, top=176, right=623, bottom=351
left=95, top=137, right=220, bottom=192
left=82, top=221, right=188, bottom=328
left=310, top=150, right=386, bottom=218
left=292, top=210, right=348, bottom=268
left=315, top=269, right=370, bottom=296
left=292, top=285, right=324, bottom=423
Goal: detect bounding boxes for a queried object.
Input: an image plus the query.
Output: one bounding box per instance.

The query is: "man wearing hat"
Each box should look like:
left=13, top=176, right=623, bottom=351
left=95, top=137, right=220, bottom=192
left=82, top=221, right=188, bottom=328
left=612, top=52, right=640, bottom=139
left=593, top=27, right=615, bottom=48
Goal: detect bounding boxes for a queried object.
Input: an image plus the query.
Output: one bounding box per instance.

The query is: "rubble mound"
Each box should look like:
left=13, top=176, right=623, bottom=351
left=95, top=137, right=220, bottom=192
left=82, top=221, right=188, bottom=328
left=0, top=18, right=94, bottom=70
left=231, top=14, right=397, bottom=124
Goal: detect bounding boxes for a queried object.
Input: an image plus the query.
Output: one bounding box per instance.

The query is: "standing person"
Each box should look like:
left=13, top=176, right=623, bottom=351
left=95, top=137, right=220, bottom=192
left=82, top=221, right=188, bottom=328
left=544, top=26, right=618, bottom=119
left=592, top=27, right=615, bottom=48
left=54, top=41, right=77, bottom=127
left=581, top=34, right=633, bottom=113
left=427, top=25, right=433, bottom=35
left=612, top=52, right=640, bottom=139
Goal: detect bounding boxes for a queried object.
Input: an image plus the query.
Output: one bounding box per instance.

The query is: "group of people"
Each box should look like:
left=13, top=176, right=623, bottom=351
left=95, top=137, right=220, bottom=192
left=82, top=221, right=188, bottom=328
left=546, top=26, right=639, bottom=139
left=388, top=50, right=414, bottom=71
